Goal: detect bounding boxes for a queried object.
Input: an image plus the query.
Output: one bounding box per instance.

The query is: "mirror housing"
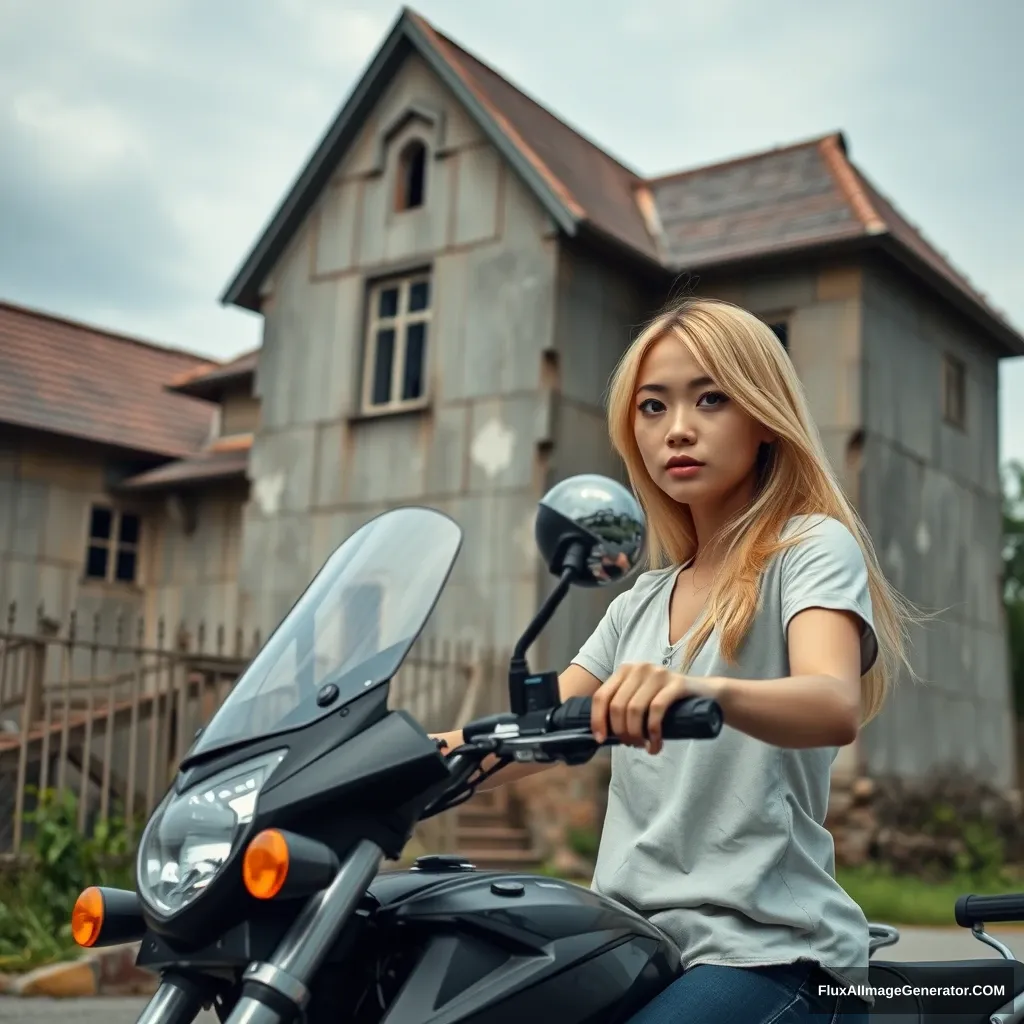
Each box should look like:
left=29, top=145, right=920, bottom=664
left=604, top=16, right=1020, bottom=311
left=535, top=474, right=645, bottom=587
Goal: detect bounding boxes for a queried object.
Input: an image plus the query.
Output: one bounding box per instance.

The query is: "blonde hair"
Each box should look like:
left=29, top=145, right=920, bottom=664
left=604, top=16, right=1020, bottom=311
left=607, top=297, right=916, bottom=722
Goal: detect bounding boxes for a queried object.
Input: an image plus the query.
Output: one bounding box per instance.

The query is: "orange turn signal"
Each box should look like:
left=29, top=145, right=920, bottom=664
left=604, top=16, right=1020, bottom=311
left=243, top=829, right=290, bottom=899
left=71, top=886, right=105, bottom=947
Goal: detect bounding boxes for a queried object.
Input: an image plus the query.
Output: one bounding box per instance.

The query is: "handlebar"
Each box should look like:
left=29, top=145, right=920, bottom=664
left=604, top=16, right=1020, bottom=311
left=548, top=694, right=723, bottom=740
left=955, top=892, right=1024, bottom=928
left=422, top=695, right=723, bottom=820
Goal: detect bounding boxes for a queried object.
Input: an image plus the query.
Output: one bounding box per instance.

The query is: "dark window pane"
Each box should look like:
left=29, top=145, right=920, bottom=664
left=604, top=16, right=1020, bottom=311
left=399, top=142, right=426, bottom=209
left=115, top=549, right=137, bottom=583
left=89, top=506, right=112, bottom=540
left=86, top=545, right=108, bottom=579
left=769, top=323, right=788, bottom=349
left=378, top=288, right=399, bottom=319
left=372, top=329, right=395, bottom=405
left=402, top=322, right=427, bottom=401
left=118, top=513, right=140, bottom=545
left=408, top=280, right=430, bottom=312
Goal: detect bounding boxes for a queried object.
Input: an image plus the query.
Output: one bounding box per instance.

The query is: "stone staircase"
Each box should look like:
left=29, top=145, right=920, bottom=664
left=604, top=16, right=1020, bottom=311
left=454, top=786, right=543, bottom=871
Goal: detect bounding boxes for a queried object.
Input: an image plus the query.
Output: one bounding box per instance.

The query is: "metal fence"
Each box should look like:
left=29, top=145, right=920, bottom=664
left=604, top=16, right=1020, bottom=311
left=0, top=601, right=507, bottom=860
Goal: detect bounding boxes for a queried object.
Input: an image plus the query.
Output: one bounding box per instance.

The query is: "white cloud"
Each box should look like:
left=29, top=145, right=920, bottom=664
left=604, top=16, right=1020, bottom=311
left=12, top=90, right=144, bottom=178
left=0, top=0, right=1019, bottom=460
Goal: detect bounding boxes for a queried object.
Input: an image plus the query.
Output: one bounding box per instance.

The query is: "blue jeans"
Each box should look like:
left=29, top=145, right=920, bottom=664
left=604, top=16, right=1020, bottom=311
left=627, top=962, right=870, bottom=1023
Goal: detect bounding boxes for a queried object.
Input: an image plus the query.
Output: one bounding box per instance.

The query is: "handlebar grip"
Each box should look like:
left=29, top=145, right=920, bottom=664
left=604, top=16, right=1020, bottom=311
left=549, top=695, right=723, bottom=740
left=954, top=892, right=1024, bottom=928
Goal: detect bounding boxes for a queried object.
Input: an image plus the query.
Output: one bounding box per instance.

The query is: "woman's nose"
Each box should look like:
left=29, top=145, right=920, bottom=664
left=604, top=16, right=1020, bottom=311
left=665, top=410, right=697, bottom=446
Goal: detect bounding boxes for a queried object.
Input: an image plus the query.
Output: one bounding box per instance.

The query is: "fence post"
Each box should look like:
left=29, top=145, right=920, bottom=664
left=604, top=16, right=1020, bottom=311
left=24, top=614, right=56, bottom=725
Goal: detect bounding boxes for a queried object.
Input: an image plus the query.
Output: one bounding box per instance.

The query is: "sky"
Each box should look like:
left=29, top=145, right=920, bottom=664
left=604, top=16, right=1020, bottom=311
left=1, top=0, right=1021, bottom=464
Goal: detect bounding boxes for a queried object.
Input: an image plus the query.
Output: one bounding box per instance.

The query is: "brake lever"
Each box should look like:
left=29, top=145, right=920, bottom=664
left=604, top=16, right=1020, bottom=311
left=491, top=730, right=606, bottom=766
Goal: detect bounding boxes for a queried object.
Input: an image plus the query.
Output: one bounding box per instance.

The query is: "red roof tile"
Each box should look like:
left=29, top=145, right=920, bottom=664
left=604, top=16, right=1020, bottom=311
left=0, top=301, right=216, bottom=458
left=410, top=13, right=659, bottom=261
left=645, top=133, right=1022, bottom=354
left=647, top=135, right=865, bottom=267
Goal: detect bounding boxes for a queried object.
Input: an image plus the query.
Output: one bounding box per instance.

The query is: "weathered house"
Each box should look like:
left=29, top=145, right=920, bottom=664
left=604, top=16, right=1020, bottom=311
left=2, top=5, right=1021, bottom=857
left=0, top=301, right=216, bottom=639
left=214, top=7, right=1023, bottom=789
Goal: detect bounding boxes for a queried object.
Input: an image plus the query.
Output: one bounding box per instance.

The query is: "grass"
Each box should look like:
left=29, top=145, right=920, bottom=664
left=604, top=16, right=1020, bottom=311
left=540, top=862, right=1024, bottom=927
left=836, top=865, right=1024, bottom=927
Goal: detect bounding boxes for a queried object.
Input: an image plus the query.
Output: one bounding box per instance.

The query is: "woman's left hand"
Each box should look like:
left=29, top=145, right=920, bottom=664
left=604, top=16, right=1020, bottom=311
left=590, top=664, right=723, bottom=754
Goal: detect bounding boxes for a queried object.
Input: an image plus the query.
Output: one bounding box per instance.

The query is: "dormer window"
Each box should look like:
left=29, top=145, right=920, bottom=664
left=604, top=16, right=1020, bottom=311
left=395, top=139, right=427, bottom=211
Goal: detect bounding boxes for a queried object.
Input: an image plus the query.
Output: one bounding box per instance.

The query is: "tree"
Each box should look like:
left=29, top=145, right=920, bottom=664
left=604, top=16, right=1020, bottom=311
left=1002, top=461, right=1024, bottom=712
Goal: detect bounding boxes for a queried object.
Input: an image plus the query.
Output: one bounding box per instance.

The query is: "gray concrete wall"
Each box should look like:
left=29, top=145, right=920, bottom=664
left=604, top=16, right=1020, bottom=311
left=143, top=486, right=247, bottom=647
left=238, top=54, right=560, bottom=664
left=0, top=432, right=145, bottom=640
left=220, top=391, right=260, bottom=437
left=857, top=259, right=1013, bottom=787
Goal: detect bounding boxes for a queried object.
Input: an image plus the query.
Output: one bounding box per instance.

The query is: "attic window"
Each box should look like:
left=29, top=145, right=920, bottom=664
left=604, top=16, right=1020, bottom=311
left=395, top=139, right=427, bottom=211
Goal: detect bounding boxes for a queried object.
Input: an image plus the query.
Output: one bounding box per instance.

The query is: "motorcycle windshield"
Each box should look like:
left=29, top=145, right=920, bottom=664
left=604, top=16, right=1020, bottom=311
left=187, top=506, right=462, bottom=759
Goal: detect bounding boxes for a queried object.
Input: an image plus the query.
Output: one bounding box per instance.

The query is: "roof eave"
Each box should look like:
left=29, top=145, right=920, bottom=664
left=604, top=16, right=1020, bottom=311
left=666, top=231, right=1024, bottom=358
left=118, top=465, right=250, bottom=493
left=573, top=220, right=669, bottom=279
left=220, top=9, right=578, bottom=313
left=869, top=235, right=1024, bottom=359
left=166, top=368, right=255, bottom=401
left=0, top=417, right=200, bottom=462
left=664, top=229, right=875, bottom=278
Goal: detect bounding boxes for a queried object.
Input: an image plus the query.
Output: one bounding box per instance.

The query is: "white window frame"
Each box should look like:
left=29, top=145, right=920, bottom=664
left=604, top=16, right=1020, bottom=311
left=360, top=274, right=432, bottom=414
left=83, top=504, right=142, bottom=585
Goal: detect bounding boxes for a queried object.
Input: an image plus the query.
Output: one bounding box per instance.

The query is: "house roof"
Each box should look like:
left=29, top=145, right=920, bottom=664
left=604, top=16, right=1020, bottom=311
left=119, top=433, right=252, bottom=491
left=646, top=133, right=1024, bottom=356
left=0, top=301, right=216, bottom=458
left=220, top=6, right=1023, bottom=357
left=220, top=6, right=660, bottom=312
left=167, top=349, right=259, bottom=400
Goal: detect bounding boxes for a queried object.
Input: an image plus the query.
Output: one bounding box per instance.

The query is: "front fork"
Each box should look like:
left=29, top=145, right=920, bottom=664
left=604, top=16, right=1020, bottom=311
left=134, top=839, right=384, bottom=1024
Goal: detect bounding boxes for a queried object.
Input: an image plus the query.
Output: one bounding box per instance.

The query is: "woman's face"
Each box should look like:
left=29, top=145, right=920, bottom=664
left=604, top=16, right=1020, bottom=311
left=632, top=334, right=774, bottom=509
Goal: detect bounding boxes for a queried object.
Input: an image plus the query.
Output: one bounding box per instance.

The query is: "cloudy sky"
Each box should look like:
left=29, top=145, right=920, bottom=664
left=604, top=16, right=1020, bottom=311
left=2, top=0, right=1021, bottom=463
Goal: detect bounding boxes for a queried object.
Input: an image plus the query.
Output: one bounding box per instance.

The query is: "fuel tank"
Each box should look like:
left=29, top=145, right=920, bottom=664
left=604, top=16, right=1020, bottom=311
left=359, top=855, right=682, bottom=1024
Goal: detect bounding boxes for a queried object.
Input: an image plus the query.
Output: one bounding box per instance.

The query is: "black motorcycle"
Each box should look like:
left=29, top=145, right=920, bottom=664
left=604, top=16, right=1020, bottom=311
left=69, top=474, right=1024, bottom=1024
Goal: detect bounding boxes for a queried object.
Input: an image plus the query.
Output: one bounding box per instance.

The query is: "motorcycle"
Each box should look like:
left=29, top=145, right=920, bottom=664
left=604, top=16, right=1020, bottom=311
left=68, top=474, right=1024, bottom=1024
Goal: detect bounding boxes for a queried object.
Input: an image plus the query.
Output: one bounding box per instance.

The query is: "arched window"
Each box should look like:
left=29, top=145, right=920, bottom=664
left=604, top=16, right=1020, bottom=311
left=395, top=139, right=427, bottom=211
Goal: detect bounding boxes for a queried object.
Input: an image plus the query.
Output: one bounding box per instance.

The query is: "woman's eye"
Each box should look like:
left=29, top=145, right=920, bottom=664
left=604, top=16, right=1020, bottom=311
left=696, top=391, right=729, bottom=409
left=637, top=398, right=665, bottom=415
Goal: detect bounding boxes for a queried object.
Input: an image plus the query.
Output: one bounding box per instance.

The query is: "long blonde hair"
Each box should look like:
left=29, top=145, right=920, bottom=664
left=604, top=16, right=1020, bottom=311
left=607, top=297, right=916, bottom=721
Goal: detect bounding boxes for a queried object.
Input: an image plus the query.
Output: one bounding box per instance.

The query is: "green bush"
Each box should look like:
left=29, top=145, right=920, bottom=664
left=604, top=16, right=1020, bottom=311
left=0, top=787, right=136, bottom=971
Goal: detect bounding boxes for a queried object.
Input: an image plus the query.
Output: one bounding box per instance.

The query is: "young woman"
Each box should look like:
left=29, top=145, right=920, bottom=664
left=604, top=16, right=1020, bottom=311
left=434, top=297, right=915, bottom=1023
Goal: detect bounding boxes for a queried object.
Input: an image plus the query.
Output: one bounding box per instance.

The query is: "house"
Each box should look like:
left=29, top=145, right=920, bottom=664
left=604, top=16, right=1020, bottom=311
left=215, top=6, right=1022, bottom=788
left=0, top=300, right=216, bottom=641
left=2, top=4, right=1019, bottom=809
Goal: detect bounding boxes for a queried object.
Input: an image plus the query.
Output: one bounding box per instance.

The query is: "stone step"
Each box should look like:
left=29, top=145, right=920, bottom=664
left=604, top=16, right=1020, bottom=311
left=456, top=805, right=511, bottom=829
left=456, top=825, right=534, bottom=851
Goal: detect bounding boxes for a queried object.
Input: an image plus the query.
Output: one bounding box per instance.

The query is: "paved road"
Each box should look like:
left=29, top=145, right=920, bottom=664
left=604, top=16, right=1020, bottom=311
left=1, top=927, right=1020, bottom=1022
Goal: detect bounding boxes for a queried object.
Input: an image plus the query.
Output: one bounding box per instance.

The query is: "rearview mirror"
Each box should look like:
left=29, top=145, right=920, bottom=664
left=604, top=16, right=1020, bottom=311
left=535, top=474, right=645, bottom=588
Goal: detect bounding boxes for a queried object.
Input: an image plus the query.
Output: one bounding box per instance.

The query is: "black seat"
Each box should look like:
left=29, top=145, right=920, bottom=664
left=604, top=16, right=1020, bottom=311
left=867, top=959, right=1022, bottom=1023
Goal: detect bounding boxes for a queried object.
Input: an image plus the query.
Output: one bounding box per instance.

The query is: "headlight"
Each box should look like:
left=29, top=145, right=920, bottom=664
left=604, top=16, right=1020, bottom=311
left=137, top=749, right=287, bottom=916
